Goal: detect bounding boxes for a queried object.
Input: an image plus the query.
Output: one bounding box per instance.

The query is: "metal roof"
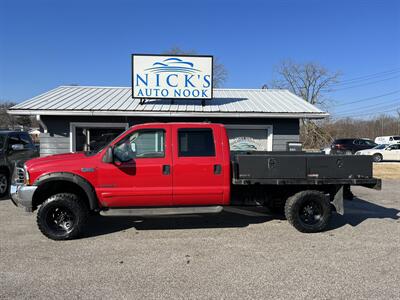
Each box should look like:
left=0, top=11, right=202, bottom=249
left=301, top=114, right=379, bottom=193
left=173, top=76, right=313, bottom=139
left=8, top=86, right=328, bottom=119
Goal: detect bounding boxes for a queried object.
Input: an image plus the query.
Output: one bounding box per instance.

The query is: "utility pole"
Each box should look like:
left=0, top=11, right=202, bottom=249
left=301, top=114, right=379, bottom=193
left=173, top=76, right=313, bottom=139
left=397, top=109, right=400, bottom=135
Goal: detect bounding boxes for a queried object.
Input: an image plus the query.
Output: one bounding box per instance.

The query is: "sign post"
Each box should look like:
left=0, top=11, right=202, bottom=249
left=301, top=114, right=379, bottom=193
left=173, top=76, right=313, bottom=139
left=132, top=54, right=213, bottom=105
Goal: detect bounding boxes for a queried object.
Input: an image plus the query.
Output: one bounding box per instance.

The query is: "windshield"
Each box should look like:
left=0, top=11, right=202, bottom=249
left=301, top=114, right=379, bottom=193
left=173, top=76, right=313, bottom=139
left=373, top=144, right=388, bottom=149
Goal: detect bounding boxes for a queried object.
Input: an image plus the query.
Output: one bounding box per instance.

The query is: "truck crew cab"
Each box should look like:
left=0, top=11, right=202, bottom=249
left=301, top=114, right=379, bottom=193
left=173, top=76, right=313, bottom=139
left=11, top=123, right=381, bottom=240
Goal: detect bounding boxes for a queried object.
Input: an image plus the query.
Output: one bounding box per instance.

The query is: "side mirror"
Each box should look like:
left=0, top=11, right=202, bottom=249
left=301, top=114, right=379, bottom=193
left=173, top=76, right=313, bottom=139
left=102, top=147, right=114, bottom=163
left=11, top=144, right=24, bottom=151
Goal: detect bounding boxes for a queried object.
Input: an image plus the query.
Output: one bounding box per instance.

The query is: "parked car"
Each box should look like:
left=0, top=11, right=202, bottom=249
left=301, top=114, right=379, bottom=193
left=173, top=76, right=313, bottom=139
left=374, top=136, right=400, bottom=145
left=330, top=138, right=377, bottom=155
left=0, top=131, right=39, bottom=197
left=356, top=143, right=400, bottom=162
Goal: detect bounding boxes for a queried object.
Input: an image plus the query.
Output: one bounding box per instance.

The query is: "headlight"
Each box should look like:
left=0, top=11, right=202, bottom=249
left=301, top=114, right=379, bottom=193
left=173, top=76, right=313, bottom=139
left=23, top=164, right=30, bottom=185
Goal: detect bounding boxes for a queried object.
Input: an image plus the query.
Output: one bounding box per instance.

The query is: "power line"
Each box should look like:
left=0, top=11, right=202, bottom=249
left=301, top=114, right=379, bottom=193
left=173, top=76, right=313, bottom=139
left=332, top=68, right=400, bottom=86
left=335, top=97, right=400, bottom=115
left=334, top=107, right=400, bottom=118
left=335, top=90, right=400, bottom=107
left=335, top=102, right=400, bottom=117
left=328, top=75, right=400, bottom=91
left=335, top=101, right=400, bottom=116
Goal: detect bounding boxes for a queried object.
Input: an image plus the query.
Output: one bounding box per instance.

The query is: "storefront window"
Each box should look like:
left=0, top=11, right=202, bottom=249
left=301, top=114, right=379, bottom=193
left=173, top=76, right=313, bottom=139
left=75, top=127, right=125, bottom=152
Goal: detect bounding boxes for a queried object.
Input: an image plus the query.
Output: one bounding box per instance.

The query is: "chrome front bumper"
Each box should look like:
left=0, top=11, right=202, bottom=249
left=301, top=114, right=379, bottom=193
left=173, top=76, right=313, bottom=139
left=10, top=184, right=37, bottom=212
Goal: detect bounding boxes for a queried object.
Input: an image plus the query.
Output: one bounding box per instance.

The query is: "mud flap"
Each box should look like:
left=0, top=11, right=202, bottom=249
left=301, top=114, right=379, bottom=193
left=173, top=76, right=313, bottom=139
left=332, top=186, right=344, bottom=215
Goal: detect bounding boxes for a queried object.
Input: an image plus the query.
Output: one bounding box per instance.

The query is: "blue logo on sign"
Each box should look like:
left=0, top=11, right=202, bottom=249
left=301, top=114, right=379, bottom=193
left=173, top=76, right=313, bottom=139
left=144, top=57, right=200, bottom=74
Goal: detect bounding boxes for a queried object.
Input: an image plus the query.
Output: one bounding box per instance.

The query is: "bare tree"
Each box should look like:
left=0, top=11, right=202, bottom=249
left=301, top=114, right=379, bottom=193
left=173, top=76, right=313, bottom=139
left=0, top=102, right=17, bottom=129
left=270, top=60, right=340, bottom=107
left=269, top=60, right=340, bottom=148
left=0, top=101, right=38, bottom=130
left=163, top=47, right=228, bottom=88
left=321, top=114, right=400, bottom=140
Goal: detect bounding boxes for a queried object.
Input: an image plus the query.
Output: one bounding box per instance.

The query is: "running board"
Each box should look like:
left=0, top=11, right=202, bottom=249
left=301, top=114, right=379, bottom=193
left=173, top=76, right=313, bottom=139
left=100, top=206, right=223, bottom=217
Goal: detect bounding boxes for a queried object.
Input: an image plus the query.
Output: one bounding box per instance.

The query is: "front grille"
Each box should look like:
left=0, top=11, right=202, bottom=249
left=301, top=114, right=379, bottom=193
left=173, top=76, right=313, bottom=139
left=14, top=167, right=25, bottom=185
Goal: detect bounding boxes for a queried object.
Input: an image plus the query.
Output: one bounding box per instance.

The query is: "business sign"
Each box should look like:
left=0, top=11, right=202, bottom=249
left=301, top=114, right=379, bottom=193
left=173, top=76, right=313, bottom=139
left=132, top=54, right=213, bottom=100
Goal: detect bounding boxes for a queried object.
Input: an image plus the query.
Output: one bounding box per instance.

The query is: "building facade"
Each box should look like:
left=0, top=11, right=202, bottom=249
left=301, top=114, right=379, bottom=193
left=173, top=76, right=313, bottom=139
left=9, top=86, right=328, bottom=156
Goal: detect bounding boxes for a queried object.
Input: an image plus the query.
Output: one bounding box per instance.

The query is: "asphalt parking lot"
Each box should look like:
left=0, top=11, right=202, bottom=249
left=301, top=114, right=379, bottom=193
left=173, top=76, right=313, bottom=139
left=1, top=180, right=399, bottom=299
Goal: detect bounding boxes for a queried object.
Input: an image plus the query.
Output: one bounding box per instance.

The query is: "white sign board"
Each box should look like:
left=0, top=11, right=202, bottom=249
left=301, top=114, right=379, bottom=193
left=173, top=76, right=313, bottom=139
left=132, top=54, right=213, bottom=100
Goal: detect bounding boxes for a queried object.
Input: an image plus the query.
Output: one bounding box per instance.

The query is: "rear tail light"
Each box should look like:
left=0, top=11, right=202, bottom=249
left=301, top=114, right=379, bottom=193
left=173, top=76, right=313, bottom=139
left=335, top=144, right=345, bottom=150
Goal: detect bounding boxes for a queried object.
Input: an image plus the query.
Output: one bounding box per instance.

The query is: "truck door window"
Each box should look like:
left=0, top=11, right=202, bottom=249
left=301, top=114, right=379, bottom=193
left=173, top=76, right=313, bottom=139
left=8, top=133, right=21, bottom=149
left=178, top=128, right=215, bottom=157
left=19, top=133, right=34, bottom=149
left=114, top=129, right=165, bottom=162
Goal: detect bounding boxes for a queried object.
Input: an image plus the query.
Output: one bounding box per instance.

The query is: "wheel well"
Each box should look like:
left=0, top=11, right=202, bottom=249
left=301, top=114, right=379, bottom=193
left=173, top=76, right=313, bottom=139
left=32, top=180, right=91, bottom=211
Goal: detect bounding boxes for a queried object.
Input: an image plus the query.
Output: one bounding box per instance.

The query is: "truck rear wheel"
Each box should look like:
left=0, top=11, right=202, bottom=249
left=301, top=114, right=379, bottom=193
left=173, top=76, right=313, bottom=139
left=284, top=190, right=331, bottom=233
left=37, top=193, right=88, bottom=240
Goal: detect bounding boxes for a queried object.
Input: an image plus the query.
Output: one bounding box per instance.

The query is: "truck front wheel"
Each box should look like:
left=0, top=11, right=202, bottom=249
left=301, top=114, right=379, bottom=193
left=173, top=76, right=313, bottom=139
left=0, top=172, right=9, bottom=198
left=284, top=190, right=331, bottom=233
left=36, top=193, right=88, bottom=240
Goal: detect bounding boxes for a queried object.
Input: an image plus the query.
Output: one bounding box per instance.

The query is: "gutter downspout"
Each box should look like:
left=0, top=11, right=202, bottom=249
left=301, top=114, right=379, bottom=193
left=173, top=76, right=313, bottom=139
left=36, top=115, right=48, bottom=133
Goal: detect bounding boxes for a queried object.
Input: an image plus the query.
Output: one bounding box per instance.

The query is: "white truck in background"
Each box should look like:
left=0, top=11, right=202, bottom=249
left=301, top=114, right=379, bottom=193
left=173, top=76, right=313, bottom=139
left=374, top=136, right=400, bottom=145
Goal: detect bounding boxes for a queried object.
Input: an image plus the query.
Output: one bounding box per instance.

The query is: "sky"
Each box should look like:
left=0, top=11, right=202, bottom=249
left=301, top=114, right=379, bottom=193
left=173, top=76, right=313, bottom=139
left=1, top=0, right=400, bottom=119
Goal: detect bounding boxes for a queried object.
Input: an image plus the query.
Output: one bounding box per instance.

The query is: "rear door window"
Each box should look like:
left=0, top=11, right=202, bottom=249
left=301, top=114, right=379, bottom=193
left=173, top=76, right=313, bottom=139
left=178, top=128, right=215, bottom=157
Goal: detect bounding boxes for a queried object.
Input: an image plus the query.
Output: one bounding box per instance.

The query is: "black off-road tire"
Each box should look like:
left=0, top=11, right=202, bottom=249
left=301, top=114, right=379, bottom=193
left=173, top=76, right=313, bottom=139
left=372, top=153, right=383, bottom=163
left=284, top=190, right=332, bottom=233
left=0, top=172, right=9, bottom=198
left=37, top=193, right=88, bottom=240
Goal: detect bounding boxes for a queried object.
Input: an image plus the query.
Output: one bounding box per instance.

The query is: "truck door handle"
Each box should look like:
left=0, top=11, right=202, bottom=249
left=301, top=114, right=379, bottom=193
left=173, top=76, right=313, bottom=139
left=214, top=164, right=222, bottom=175
left=162, top=165, right=170, bottom=175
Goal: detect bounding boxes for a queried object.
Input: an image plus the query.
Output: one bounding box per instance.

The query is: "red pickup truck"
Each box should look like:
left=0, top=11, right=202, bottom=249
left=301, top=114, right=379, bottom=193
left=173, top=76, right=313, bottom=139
left=11, top=123, right=380, bottom=240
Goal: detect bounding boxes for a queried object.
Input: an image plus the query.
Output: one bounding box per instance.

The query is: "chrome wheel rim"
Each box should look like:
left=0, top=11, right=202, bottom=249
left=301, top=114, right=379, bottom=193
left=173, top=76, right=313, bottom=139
left=0, top=175, right=7, bottom=194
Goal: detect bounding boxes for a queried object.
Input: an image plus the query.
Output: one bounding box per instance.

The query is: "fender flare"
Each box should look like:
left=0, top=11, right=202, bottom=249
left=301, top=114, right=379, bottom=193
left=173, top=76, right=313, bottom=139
left=33, top=172, right=98, bottom=210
